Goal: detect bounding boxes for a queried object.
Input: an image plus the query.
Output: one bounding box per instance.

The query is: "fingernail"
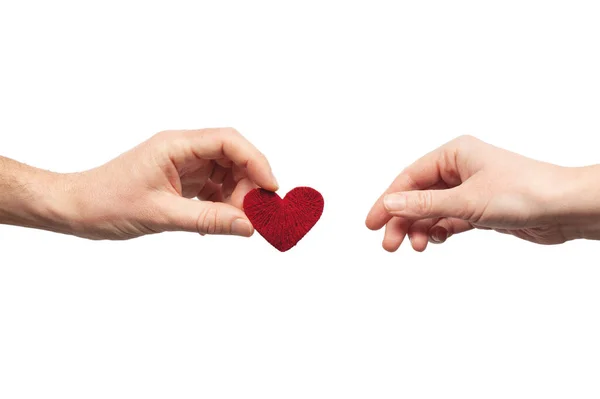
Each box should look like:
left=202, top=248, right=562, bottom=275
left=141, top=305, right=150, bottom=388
left=384, top=194, right=406, bottom=211
left=430, top=227, right=448, bottom=244
left=231, top=219, right=253, bottom=237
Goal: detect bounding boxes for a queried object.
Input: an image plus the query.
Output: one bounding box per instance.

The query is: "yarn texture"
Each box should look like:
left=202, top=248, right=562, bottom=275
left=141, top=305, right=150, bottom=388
left=243, top=187, right=324, bottom=252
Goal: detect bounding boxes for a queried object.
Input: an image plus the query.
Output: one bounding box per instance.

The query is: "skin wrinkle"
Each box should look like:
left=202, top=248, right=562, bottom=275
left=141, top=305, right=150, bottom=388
left=198, top=206, right=214, bottom=235
left=440, top=145, right=461, bottom=187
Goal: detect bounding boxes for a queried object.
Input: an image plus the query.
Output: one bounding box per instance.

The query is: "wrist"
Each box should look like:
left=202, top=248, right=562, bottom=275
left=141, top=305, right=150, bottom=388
left=40, top=172, right=86, bottom=236
left=554, top=165, right=600, bottom=241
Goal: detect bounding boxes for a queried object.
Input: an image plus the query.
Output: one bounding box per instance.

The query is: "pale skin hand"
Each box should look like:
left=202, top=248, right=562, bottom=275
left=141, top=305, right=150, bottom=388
left=366, top=135, right=600, bottom=252
left=0, top=128, right=278, bottom=240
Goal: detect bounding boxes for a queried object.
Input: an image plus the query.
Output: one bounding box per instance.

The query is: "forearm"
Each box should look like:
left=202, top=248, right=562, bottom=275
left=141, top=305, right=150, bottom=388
left=0, top=156, right=73, bottom=234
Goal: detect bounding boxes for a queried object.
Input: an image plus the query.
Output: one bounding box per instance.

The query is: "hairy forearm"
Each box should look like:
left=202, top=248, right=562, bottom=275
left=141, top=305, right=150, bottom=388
left=0, top=156, right=73, bottom=234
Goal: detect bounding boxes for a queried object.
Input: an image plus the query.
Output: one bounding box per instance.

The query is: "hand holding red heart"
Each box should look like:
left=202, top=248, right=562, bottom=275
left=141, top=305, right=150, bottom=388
left=49, top=128, right=279, bottom=240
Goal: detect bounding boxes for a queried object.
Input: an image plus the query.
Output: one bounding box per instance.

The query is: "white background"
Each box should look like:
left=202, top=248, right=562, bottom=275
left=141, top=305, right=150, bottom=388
left=1, top=1, right=599, bottom=397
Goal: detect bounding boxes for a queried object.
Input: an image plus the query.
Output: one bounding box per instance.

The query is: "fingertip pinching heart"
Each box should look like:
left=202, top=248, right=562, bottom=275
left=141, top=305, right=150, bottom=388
left=243, top=187, right=324, bottom=252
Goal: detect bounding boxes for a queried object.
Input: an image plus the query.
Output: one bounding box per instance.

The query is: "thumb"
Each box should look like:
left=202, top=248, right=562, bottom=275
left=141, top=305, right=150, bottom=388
left=160, top=196, right=254, bottom=236
left=383, top=187, right=472, bottom=220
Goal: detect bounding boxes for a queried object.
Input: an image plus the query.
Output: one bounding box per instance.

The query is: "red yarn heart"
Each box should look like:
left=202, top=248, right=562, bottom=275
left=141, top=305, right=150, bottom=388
left=243, top=187, right=324, bottom=252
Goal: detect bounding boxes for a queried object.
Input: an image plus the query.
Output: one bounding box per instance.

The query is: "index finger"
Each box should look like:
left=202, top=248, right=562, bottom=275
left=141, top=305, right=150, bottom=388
left=365, top=142, right=457, bottom=231
left=182, top=128, right=279, bottom=192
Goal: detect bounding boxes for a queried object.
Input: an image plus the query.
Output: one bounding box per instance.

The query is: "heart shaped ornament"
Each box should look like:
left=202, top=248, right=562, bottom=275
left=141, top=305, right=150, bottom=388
left=243, top=187, right=324, bottom=252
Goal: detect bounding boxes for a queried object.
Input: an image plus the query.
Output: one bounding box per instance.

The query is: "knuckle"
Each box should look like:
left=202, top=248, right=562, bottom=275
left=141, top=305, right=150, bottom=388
left=192, top=128, right=210, bottom=138
left=151, top=130, right=182, bottom=151
left=456, top=134, right=476, bottom=143
left=153, top=130, right=175, bottom=142
left=155, top=132, right=187, bottom=157
left=218, top=127, right=240, bottom=138
left=257, top=150, right=268, bottom=163
left=147, top=132, right=176, bottom=166
left=454, top=134, right=480, bottom=150
left=150, top=130, right=173, bottom=147
left=397, top=169, right=417, bottom=190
